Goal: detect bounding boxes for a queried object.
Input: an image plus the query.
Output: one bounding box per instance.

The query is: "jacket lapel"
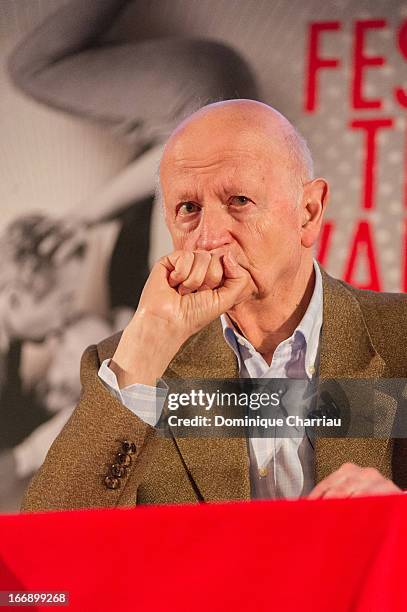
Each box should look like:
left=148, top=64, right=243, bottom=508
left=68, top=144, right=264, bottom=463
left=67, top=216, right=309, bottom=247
left=315, top=270, right=396, bottom=481
left=163, top=320, right=251, bottom=502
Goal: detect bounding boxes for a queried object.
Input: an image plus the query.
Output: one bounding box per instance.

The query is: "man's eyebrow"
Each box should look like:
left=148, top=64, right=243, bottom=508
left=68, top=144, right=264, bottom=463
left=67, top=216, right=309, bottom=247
left=220, top=181, right=255, bottom=197
left=174, top=190, right=200, bottom=202
left=170, top=178, right=257, bottom=203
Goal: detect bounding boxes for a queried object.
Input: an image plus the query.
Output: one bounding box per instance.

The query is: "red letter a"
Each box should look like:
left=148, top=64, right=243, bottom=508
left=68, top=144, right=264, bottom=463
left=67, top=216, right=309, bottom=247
left=344, top=220, right=381, bottom=291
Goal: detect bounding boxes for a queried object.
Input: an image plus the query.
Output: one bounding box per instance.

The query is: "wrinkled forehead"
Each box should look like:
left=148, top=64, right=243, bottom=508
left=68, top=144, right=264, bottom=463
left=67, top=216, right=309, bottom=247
left=160, top=126, right=290, bottom=200
left=163, top=153, right=269, bottom=202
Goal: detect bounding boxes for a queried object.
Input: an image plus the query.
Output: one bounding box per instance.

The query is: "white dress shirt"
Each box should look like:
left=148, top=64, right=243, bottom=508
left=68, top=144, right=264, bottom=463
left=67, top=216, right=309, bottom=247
left=98, top=261, right=323, bottom=499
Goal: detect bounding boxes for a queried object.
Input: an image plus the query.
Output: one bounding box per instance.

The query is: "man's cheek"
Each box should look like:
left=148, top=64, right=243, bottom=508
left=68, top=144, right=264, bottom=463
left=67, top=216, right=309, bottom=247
left=248, top=216, right=271, bottom=237
left=174, top=230, right=199, bottom=251
left=230, top=241, right=256, bottom=271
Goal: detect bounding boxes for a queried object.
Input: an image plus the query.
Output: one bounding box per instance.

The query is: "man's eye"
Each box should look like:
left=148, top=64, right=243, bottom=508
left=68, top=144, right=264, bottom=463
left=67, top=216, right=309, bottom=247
left=178, top=202, right=200, bottom=215
left=230, top=195, right=252, bottom=206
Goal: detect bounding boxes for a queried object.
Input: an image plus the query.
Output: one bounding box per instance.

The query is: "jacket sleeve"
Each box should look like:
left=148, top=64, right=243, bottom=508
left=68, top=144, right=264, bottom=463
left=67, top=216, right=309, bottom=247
left=21, top=343, right=156, bottom=512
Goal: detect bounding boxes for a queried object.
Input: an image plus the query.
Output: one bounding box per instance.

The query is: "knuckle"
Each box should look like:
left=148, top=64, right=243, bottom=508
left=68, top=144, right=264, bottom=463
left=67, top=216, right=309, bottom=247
left=205, top=269, right=222, bottom=285
left=170, top=249, right=188, bottom=262
left=171, top=269, right=182, bottom=279
left=156, top=256, right=168, bottom=269
left=182, top=250, right=194, bottom=262
left=329, top=486, right=349, bottom=497
left=196, top=251, right=211, bottom=265
left=181, top=278, right=199, bottom=290
left=205, top=280, right=220, bottom=290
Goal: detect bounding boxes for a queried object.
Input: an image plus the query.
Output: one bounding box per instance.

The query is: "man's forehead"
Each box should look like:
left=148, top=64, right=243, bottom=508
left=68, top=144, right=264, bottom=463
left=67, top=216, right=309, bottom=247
left=161, top=123, right=290, bottom=189
left=159, top=100, right=297, bottom=198
left=160, top=135, right=280, bottom=193
left=163, top=128, right=276, bottom=166
left=161, top=150, right=268, bottom=195
left=164, top=145, right=266, bottom=170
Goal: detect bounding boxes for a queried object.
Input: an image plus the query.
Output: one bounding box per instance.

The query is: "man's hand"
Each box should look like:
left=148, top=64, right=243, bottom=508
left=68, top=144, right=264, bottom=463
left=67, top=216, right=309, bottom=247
left=110, top=250, right=256, bottom=387
left=139, top=250, right=255, bottom=335
left=308, top=462, right=402, bottom=499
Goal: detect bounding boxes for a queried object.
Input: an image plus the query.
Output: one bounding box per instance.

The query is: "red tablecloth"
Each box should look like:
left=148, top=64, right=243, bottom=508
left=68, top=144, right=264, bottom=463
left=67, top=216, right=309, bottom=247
left=0, top=495, right=406, bottom=611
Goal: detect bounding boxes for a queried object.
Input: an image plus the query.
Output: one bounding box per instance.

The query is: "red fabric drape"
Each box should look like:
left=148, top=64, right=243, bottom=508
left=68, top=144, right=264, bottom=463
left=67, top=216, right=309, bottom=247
left=1, top=495, right=406, bottom=611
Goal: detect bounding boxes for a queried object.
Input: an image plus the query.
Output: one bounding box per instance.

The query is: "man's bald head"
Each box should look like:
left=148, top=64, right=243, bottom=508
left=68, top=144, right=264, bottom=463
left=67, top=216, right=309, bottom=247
left=160, top=99, right=313, bottom=200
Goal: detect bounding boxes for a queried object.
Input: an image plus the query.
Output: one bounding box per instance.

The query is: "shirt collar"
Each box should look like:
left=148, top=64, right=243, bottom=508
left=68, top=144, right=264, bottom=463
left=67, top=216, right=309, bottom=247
left=220, top=259, right=323, bottom=378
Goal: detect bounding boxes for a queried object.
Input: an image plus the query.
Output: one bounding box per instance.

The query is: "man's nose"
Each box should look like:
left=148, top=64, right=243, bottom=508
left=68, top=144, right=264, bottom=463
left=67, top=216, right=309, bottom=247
left=195, top=207, right=233, bottom=251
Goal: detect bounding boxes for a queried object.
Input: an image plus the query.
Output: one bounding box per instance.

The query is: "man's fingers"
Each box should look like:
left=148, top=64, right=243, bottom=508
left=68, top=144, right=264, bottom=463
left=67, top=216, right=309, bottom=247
left=311, top=478, right=395, bottom=499
left=168, top=251, right=194, bottom=287
left=200, top=254, right=224, bottom=290
left=215, top=252, right=256, bottom=312
left=308, top=463, right=402, bottom=499
left=308, top=462, right=359, bottom=499
left=350, top=480, right=400, bottom=497
left=308, top=474, right=349, bottom=499
left=317, top=481, right=355, bottom=499
left=159, top=249, right=255, bottom=311
left=177, top=251, right=212, bottom=294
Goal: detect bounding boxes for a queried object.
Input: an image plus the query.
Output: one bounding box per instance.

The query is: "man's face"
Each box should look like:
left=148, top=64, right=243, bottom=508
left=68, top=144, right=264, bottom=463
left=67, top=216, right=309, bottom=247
left=161, top=127, right=305, bottom=299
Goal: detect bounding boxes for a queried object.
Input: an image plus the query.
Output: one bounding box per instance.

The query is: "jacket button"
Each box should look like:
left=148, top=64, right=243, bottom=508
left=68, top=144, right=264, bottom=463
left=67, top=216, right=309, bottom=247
left=122, top=440, right=136, bottom=455
left=111, top=464, right=126, bottom=478
left=105, top=476, right=120, bottom=490
left=117, top=452, right=132, bottom=467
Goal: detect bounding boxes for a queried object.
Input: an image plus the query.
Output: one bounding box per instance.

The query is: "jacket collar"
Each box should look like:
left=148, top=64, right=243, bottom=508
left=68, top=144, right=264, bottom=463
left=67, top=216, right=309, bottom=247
left=315, top=268, right=396, bottom=482
left=319, top=268, right=385, bottom=379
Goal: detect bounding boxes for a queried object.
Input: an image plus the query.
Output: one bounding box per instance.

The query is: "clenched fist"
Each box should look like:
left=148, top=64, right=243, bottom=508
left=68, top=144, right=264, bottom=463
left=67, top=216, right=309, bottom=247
left=139, top=250, right=255, bottom=336
left=110, top=250, right=256, bottom=387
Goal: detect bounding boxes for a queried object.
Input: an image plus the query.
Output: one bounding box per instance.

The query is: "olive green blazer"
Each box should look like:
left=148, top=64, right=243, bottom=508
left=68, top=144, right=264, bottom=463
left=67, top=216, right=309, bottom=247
left=22, top=269, right=407, bottom=511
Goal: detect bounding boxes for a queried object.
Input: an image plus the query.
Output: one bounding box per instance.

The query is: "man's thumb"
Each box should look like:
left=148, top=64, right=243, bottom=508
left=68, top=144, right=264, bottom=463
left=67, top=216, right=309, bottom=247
left=222, top=251, right=242, bottom=279
left=216, top=252, right=253, bottom=312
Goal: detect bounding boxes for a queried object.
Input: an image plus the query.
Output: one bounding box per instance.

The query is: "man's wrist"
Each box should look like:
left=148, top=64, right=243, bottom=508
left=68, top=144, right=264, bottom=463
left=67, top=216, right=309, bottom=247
left=110, top=312, right=184, bottom=388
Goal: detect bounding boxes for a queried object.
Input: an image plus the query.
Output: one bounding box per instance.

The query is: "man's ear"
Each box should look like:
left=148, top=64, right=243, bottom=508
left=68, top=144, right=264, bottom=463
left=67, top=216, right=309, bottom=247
left=300, top=178, right=329, bottom=248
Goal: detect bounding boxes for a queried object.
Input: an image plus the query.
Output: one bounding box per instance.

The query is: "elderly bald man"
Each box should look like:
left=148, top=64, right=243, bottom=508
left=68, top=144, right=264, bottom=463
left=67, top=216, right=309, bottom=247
left=22, top=100, right=407, bottom=511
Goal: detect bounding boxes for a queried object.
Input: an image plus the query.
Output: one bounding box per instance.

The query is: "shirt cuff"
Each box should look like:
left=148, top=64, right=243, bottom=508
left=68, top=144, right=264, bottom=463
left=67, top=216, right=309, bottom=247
left=98, top=359, right=168, bottom=427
